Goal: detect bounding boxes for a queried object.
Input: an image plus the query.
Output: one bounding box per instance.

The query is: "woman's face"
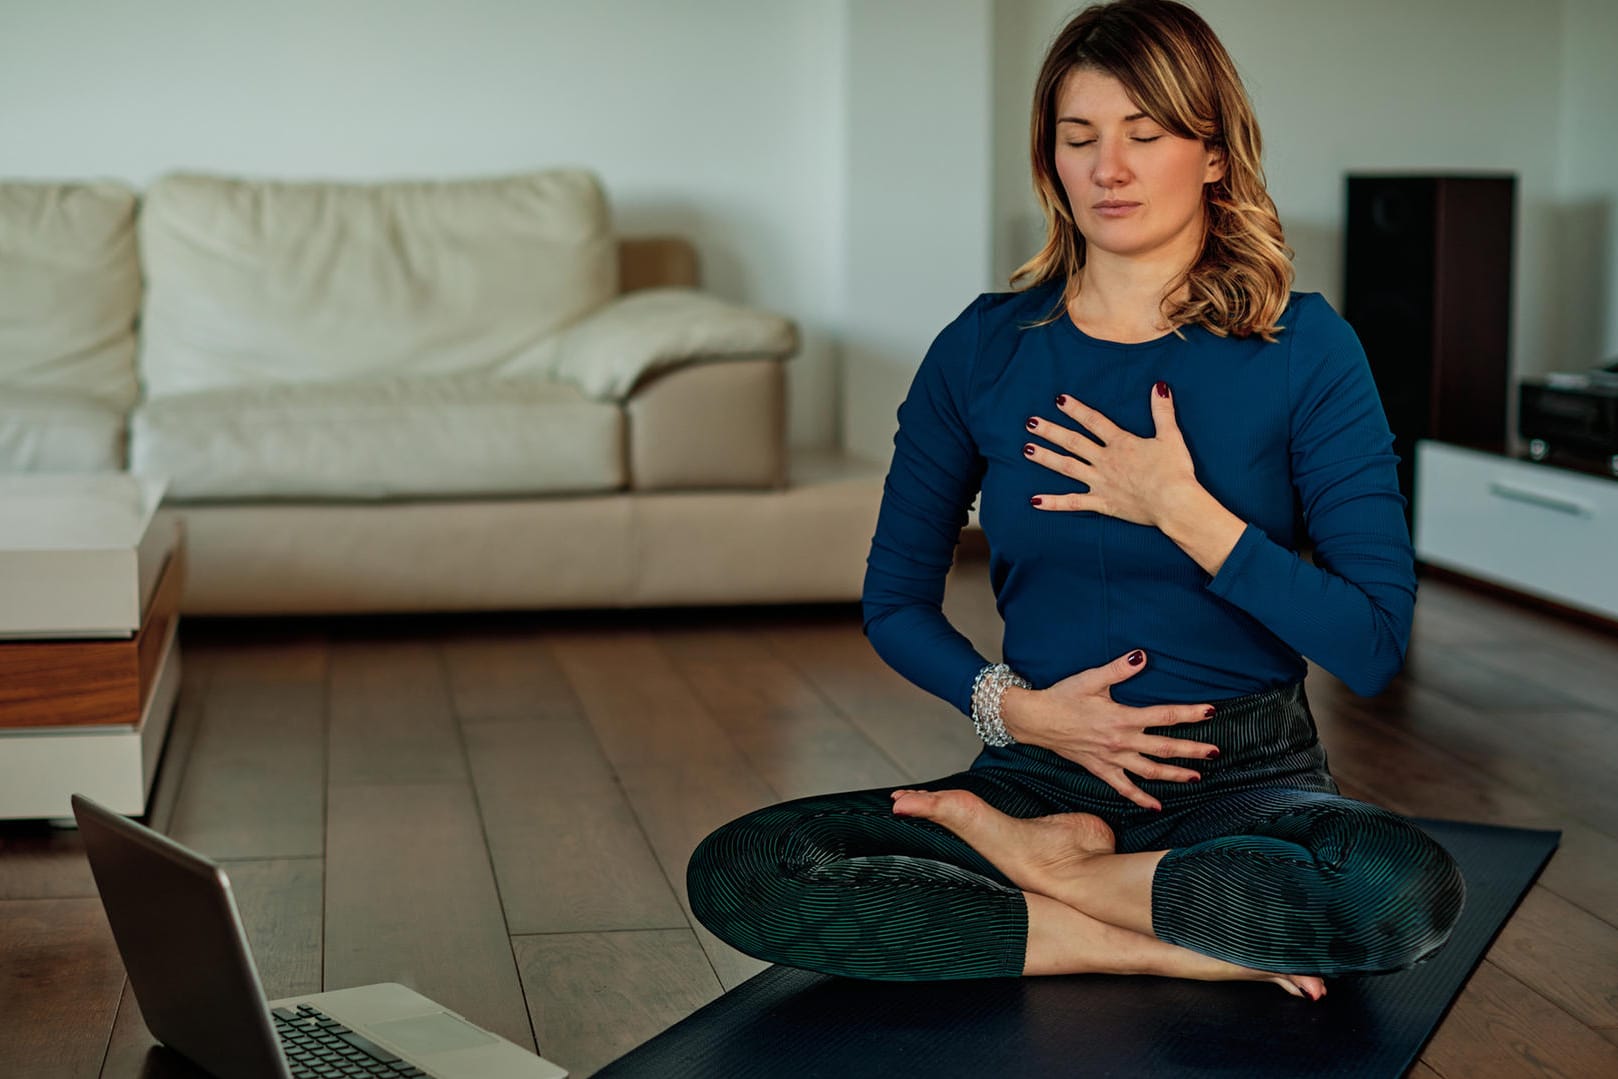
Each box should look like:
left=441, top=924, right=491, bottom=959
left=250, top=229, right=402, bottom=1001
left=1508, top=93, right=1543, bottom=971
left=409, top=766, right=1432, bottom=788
left=1052, top=67, right=1225, bottom=262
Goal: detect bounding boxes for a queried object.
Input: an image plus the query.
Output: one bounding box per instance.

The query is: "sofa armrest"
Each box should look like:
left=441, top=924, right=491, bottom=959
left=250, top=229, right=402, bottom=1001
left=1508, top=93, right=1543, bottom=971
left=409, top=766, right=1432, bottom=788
left=517, top=286, right=797, bottom=401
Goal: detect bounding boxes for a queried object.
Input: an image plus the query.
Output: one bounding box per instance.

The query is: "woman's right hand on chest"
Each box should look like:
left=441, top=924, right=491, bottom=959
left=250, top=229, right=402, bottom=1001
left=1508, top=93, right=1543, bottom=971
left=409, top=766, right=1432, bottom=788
left=1000, top=650, right=1220, bottom=813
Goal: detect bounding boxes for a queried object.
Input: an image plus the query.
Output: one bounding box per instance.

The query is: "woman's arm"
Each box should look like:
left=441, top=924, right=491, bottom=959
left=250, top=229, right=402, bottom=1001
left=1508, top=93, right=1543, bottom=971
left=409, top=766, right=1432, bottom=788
left=1175, top=294, right=1416, bottom=697
left=861, top=296, right=993, bottom=717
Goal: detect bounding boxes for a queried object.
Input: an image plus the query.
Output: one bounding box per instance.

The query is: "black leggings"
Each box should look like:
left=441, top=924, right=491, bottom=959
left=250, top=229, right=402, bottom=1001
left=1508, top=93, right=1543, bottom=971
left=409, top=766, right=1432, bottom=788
left=686, top=682, right=1465, bottom=980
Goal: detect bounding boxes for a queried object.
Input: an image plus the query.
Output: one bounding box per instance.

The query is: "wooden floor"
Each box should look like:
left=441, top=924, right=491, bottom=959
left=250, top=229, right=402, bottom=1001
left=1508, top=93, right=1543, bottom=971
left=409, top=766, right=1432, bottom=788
left=3, top=557, right=1617, bottom=1078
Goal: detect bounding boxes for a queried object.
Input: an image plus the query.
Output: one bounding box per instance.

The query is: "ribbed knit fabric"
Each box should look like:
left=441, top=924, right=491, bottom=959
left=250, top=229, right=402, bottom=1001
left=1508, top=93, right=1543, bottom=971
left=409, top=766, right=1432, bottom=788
left=860, top=280, right=1419, bottom=735
left=687, top=682, right=1465, bottom=980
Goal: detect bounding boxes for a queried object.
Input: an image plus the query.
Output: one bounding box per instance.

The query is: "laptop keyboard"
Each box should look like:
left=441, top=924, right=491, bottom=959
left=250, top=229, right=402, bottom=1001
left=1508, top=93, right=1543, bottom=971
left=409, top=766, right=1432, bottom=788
left=272, top=1004, right=431, bottom=1079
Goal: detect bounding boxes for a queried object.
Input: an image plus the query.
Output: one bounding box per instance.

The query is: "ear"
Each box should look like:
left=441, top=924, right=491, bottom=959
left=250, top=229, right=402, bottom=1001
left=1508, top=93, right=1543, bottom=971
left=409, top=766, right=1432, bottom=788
left=1205, top=147, right=1227, bottom=185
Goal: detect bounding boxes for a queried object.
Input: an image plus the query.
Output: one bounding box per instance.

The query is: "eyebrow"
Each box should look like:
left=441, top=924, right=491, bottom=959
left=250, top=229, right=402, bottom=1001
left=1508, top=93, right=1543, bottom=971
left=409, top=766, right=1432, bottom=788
left=1057, top=112, right=1151, bottom=126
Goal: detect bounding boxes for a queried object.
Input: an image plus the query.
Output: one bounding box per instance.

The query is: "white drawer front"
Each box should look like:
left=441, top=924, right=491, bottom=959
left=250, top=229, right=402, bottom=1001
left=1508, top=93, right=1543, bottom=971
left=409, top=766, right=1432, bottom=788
left=1415, top=440, right=1618, bottom=619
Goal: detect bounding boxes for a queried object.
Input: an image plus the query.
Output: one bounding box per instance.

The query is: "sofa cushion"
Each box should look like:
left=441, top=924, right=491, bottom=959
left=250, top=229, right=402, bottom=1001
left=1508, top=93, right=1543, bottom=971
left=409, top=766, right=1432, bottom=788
left=505, top=286, right=798, bottom=400
left=130, top=377, right=623, bottom=501
left=627, top=359, right=785, bottom=490
left=0, top=181, right=141, bottom=410
left=0, top=390, right=126, bottom=472
left=137, top=170, right=617, bottom=398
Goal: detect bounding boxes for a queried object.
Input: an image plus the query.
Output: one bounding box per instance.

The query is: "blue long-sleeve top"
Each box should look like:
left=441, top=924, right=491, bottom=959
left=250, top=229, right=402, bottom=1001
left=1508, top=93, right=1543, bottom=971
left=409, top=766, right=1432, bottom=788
left=860, top=278, right=1416, bottom=750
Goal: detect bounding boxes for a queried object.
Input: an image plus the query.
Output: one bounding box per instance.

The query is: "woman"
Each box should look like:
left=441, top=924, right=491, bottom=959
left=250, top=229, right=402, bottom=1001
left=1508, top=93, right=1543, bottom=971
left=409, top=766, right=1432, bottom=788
left=687, top=0, right=1464, bottom=1001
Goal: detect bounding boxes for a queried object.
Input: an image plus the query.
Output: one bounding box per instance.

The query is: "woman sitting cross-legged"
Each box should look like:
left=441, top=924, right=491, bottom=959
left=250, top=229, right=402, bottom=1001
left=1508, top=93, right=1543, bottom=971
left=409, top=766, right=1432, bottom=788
left=686, top=0, right=1465, bottom=1001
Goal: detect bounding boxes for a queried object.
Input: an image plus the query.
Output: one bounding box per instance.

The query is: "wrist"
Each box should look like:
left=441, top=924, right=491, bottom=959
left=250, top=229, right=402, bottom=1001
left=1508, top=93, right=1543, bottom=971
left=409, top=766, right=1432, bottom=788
left=999, top=685, right=1039, bottom=740
left=1154, top=480, right=1213, bottom=538
left=1157, top=483, right=1247, bottom=577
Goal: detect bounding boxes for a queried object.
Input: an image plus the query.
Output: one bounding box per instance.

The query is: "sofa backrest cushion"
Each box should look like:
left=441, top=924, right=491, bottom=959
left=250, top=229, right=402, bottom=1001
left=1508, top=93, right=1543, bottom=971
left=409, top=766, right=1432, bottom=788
left=137, top=169, right=617, bottom=398
left=0, top=181, right=141, bottom=409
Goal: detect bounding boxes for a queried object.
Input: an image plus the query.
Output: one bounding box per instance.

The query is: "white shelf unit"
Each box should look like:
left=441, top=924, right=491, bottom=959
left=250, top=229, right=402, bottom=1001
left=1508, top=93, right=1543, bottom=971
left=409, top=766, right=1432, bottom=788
left=1414, top=439, right=1618, bottom=621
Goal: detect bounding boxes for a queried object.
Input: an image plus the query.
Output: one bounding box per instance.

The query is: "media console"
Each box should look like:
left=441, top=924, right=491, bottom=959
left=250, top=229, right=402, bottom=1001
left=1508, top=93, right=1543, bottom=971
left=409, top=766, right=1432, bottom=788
left=1414, top=439, right=1618, bottom=623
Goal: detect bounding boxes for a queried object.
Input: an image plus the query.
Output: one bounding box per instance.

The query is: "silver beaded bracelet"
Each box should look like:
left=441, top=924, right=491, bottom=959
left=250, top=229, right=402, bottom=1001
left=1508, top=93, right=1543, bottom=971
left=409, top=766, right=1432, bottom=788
left=969, top=662, right=1031, bottom=746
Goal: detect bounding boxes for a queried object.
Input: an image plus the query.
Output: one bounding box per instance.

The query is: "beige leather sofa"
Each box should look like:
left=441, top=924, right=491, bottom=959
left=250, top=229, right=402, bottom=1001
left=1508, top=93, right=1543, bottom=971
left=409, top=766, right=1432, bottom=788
left=0, top=172, right=885, bottom=614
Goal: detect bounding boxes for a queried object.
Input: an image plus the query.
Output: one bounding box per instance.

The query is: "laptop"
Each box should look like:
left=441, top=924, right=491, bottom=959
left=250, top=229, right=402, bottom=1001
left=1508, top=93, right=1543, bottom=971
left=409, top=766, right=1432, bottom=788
left=72, top=793, right=569, bottom=1079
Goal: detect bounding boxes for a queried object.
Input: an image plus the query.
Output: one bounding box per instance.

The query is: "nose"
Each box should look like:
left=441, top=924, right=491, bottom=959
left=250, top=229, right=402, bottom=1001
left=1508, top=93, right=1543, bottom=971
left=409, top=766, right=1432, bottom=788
left=1091, top=137, right=1132, bottom=190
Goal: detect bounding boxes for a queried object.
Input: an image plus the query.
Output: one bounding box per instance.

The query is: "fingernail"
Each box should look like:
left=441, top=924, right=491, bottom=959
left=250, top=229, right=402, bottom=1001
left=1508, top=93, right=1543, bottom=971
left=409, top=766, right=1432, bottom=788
left=1207, top=748, right=1220, bottom=759
left=1189, top=774, right=1202, bottom=782
left=1030, top=496, right=1043, bottom=507
left=1127, top=650, right=1145, bottom=666
left=1155, top=381, right=1170, bottom=398
left=1026, top=416, right=1038, bottom=430
left=1152, top=804, right=1163, bottom=812
left=1054, top=394, right=1067, bottom=406
left=1203, top=706, right=1216, bottom=718
left=1023, top=443, right=1036, bottom=457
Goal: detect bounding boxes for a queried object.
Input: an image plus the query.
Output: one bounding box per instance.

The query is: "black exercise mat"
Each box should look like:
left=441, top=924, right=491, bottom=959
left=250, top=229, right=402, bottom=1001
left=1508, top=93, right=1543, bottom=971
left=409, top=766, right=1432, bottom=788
left=595, top=817, right=1559, bottom=1078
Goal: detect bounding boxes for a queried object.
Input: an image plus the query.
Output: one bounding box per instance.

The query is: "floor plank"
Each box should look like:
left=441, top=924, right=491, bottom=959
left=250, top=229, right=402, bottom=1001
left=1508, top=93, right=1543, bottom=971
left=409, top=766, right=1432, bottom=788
left=1325, top=678, right=1618, bottom=838
left=1533, top=821, right=1618, bottom=931
left=666, top=625, right=910, bottom=800
left=1486, top=884, right=1618, bottom=1030
left=513, top=929, right=723, bottom=1078
left=441, top=629, right=582, bottom=725
left=764, top=623, right=983, bottom=781
left=166, top=652, right=326, bottom=860
left=1421, top=960, right=1618, bottom=1078
left=549, top=631, right=775, bottom=988
left=323, top=782, right=535, bottom=1051
left=1398, top=643, right=1589, bottom=715
left=461, top=714, right=688, bottom=935
left=0, top=899, right=124, bottom=1079
left=327, top=639, right=464, bottom=786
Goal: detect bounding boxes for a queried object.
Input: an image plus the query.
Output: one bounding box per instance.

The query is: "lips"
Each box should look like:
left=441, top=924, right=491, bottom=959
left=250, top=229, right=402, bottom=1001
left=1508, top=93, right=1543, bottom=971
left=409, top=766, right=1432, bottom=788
left=1093, top=200, right=1141, bottom=218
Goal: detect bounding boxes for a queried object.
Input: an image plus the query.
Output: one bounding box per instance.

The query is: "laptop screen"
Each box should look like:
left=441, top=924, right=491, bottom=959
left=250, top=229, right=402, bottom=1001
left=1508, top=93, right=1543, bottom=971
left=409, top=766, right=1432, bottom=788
left=73, top=794, right=289, bottom=1079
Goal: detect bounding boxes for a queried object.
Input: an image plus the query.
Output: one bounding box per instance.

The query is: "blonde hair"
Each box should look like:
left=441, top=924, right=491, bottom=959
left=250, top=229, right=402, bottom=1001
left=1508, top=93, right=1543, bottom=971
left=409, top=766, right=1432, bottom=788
left=1011, top=0, right=1294, bottom=342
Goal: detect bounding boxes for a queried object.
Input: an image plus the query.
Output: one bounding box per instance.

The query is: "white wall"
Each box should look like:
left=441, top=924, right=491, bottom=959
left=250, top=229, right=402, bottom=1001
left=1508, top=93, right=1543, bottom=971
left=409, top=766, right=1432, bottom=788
left=1559, top=0, right=1618, bottom=367
left=994, top=0, right=1589, bottom=406
left=0, top=0, right=846, bottom=450
left=842, top=0, right=996, bottom=463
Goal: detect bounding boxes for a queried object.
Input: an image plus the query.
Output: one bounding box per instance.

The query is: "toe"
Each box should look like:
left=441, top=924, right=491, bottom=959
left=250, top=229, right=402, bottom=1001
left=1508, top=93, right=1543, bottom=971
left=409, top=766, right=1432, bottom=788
left=890, top=791, right=941, bottom=817
left=892, top=789, right=990, bottom=832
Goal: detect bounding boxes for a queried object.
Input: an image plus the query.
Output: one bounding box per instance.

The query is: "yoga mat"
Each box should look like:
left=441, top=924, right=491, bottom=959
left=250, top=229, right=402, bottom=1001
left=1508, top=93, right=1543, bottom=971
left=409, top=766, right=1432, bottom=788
left=595, top=818, right=1559, bottom=1079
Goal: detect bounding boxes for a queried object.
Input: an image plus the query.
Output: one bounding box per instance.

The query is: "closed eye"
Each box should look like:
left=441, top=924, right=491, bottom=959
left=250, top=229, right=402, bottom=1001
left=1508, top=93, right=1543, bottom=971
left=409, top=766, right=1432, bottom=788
left=1065, top=137, right=1162, bottom=147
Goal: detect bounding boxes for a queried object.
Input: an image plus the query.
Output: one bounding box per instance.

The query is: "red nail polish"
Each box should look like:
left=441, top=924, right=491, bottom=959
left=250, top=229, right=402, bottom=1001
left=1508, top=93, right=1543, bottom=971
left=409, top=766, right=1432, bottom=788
left=1155, top=381, right=1170, bottom=398
left=1152, top=804, right=1163, bottom=813
left=1207, top=748, right=1220, bottom=759
left=1054, top=394, right=1067, bottom=406
left=1023, top=443, right=1035, bottom=456
left=1030, top=496, right=1043, bottom=507
left=1189, top=774, right=1202, bottom=782
left=1127, top=650, right=1144, bottom=666
left=1204, top=706, right=1216, bottom=719
left=1026, top=417, right=1038, bottom=430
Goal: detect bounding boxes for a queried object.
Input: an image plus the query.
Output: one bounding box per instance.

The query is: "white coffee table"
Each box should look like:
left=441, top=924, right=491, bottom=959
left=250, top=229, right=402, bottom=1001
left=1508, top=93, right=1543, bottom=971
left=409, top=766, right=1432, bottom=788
left=0, top=474, right=184, bottom=819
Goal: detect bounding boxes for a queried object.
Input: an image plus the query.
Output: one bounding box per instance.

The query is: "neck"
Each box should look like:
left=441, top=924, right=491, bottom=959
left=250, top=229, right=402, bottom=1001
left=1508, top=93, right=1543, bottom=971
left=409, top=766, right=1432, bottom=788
left=1069, top=219, right=1204, bottom=332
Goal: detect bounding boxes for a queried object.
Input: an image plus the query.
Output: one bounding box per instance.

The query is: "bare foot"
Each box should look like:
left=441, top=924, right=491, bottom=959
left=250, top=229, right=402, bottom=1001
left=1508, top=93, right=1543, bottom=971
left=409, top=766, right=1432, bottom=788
left=891, top=788, right=1327, bottom=1001
left=889, top=787, right=1117, bottom=896
left=1125, top=925, right=1326, bottom=1000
